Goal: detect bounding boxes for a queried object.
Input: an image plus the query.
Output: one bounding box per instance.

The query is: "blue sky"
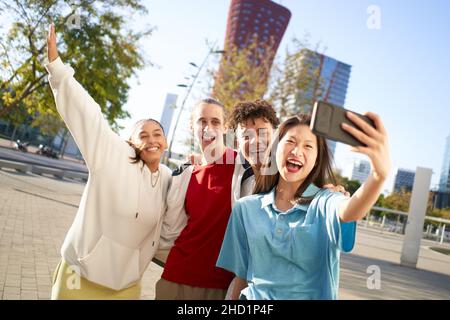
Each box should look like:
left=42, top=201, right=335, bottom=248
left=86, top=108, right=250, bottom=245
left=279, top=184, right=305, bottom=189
left=118, top=0, right=450, bottom=193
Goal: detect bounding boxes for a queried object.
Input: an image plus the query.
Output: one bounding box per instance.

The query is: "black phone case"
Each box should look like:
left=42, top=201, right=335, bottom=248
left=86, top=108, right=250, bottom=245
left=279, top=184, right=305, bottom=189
left=310, top=101, right=375, bottom=147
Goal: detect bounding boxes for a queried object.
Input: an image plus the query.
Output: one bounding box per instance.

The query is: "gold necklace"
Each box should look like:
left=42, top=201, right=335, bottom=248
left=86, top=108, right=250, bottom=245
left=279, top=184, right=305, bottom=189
left=275, top=188, right=298, bottom=205
left=151, top=168, right=160, bottom=188
left=277, top=196, right=297, bottom=206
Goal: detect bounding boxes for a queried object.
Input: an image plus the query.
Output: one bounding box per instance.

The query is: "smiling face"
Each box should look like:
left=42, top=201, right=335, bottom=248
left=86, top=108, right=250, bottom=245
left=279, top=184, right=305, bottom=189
left=130, top=120, right=167, bottom=165
left=275, top=124, right=318, bottom=185
left=236, top=117, right=274, bottom=167
left=254, top=115, right=335, bottom=198
left=192, top=102, right=226, bottom=152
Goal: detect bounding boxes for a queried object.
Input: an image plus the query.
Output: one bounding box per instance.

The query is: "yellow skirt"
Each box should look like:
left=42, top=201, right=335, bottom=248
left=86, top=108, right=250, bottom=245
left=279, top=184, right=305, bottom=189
left=51, top=259, right=141, bottom=300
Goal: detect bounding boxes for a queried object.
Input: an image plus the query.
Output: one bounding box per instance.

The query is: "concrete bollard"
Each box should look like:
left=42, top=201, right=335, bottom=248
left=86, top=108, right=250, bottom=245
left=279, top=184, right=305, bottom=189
left=400, top=167, right=433, bottom=268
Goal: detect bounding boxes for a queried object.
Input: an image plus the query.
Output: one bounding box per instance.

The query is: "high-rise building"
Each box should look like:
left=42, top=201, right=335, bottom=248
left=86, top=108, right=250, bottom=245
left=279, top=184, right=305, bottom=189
left=289, top=49, right=352, bottom=155
left=393, top=168, right=416, bottom=193
left=350, top=159, right=371, bottom=184
left=292, top=49, right=351, bottom=113
left=438, top=134, right=450, bottom=193
left=435, top=134, right=450, bottom=209
left=433, top=191, right=450, bottom=209
left=224, top=0, right=291, bottom=54
left=215, top=0, right=291, bottom=91
left=159, top=93, right=178, bottom=137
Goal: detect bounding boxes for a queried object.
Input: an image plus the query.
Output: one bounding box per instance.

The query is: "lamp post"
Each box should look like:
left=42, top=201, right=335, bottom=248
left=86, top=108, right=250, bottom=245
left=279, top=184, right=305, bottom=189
left=166, top=46, right=225, bottom=163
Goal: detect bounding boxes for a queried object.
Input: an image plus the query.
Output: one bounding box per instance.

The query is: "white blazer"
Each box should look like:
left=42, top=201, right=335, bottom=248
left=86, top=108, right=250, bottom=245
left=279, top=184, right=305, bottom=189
left=46, top=58, right=172, bottom=291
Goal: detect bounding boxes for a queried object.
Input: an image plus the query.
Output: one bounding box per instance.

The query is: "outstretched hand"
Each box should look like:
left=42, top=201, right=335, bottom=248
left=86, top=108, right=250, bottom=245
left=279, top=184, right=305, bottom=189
left=47, top=24, right=59, bottom=63
left=341, top=111, right=391, bottom=182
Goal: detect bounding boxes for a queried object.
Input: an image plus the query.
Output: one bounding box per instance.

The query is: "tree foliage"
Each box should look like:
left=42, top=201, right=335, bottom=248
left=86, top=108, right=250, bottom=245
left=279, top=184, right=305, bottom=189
left=209, top=35, right=276, bottom=114
left=206, top=35, right=326, bottom=119
left=428, top=207, right=450, bottom=220
left=380, top=189, right=412, bottom=213
left=268, top=37, right=325, bottom=120
left=0, top=0, right=153, bottom=133
left=378, top=189, right=449, bottom=219
left=334, top=171, right=362, bottom=196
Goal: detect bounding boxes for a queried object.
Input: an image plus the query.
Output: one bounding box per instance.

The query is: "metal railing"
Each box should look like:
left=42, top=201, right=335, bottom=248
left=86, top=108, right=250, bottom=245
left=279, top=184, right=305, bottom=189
left=362, top=206, right=450, bottom=244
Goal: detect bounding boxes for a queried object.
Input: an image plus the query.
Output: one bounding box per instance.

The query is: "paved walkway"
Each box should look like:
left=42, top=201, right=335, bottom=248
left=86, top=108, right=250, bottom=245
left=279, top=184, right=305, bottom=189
left=340, top=227, right=450, bottom=299
left=0, top=167, right=449, bottom=300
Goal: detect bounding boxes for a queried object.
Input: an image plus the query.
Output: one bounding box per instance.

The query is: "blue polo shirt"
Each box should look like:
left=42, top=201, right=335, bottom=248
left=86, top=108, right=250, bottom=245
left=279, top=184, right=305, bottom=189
left=216, top=184, right=356, bottom=300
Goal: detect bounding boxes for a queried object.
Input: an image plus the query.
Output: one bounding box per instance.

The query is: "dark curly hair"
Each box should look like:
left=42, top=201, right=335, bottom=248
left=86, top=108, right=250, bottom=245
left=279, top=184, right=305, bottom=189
left=229, top=99, right=280, bottom=130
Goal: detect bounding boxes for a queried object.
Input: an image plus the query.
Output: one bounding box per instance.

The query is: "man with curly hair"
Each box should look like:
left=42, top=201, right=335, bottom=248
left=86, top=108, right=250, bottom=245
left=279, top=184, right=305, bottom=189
left=229, top=99, right=280, bottom=201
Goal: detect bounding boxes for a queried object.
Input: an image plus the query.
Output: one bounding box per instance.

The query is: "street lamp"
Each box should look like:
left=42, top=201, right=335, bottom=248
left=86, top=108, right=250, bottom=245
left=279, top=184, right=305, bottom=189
left=166, top=46, right=225, bottom=163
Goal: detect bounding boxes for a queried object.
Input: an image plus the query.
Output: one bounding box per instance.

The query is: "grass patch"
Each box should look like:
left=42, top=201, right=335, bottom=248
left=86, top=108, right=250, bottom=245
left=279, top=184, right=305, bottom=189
left=430, top=247, right=450, bottom=256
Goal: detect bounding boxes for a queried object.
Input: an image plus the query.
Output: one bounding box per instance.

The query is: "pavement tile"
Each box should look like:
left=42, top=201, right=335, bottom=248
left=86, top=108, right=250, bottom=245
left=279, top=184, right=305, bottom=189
left=3, top=286, right=20, bottom=295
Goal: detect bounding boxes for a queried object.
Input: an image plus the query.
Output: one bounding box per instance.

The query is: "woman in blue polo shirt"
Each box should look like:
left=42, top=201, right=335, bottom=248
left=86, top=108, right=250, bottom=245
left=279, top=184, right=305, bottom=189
left=217, top=112, right=390, bottom=300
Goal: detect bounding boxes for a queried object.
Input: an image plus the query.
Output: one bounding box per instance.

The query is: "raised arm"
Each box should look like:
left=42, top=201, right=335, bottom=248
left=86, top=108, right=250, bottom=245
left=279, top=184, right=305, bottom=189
left=338, top=112, right=391, bottom=222
left=45, top=24, right=126, bottom=172
left=47, top=24, right=59, bottom=63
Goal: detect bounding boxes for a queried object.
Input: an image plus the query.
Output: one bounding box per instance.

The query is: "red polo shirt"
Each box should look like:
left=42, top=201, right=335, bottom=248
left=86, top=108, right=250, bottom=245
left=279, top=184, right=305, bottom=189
left=161, top=148, right=236, bottom=289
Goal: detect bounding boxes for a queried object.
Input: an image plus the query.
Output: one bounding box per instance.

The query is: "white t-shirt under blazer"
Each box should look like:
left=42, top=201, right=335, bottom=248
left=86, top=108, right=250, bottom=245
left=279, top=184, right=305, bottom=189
left=46, top=57, right=172, bottom=291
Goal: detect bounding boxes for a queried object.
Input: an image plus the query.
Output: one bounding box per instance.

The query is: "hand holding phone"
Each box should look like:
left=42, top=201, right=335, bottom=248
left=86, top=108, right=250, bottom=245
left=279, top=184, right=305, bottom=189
left=310, top=100, right=391, bottom=183
left=310, top=101, right=375, bottom=147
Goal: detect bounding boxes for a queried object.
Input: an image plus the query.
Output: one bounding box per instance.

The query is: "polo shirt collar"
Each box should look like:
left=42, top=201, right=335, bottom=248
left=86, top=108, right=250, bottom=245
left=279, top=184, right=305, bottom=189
left=261, top=183, right=321, bottom=211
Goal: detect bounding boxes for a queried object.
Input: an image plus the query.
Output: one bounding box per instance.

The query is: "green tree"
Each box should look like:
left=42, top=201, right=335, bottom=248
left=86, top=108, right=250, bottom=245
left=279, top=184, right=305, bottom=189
left=381, top=189, right=411, bottom=212
left=205, top=35, right=326, bottom=119
left=0, top=0, right=153, bottom=133
left=375, top=193, right=385, bottom=207
left=428, top=208, right=450, bottom=220
left=208, top=35, right=276, bottom=114
left=380, top=189, right=435, bottom=214
left=334, top=171, right=362, bottom=195
left=268, top=37, right=325, bottom=119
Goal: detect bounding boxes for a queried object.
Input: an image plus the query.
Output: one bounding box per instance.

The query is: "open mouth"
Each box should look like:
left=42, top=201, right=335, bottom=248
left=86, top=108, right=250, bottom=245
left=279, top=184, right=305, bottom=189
left=285, top=158, right=303, bottom=173
left=145, top=146, right=160, bottom=152
left=202, top=134, right=216, bottom=142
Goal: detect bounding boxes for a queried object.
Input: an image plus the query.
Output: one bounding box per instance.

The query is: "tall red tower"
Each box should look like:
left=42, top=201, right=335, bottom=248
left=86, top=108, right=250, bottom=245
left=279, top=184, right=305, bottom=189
left=214, top=0, right=291, bottom=99
left=224, top=0, right=291, bottom=55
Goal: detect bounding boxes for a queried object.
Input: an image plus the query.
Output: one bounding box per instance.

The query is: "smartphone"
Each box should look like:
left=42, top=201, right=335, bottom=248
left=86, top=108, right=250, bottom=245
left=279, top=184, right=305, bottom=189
left=310, top=100, right=375, bottom=147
